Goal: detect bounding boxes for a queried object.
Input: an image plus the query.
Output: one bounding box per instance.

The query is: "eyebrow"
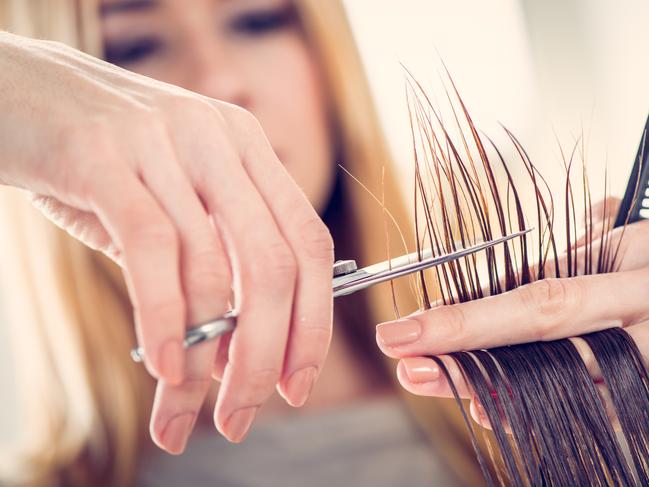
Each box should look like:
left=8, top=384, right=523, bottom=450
left=100, top=0, right=159, bottom=16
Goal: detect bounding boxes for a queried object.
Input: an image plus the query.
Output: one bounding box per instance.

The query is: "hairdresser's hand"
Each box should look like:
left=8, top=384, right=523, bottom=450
left=0, top=32, right=333, bottom=451
left=376, top=212, right=649, bottom=426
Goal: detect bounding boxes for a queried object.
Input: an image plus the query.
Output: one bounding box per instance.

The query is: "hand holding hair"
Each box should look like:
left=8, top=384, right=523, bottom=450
left=377, top=214, right=649, bottom=427
left=385, top=69, right=649, bottom=484
left=0, top=31, right=334, bottom=452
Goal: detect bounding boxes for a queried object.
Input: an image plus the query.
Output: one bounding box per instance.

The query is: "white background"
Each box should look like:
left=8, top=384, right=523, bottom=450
left=344, top=0, right=649, bottom=200
left=1, top=0, right=648, bottom=446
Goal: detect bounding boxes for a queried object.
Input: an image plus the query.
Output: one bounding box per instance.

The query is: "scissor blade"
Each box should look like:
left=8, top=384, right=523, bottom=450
left=333, top=228, right=533, bottom=298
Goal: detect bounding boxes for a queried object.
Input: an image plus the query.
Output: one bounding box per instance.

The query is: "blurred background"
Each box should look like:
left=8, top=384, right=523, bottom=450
left=345, top=0, right=649, bottom=200
left=1, top=0, right=648, bottom=447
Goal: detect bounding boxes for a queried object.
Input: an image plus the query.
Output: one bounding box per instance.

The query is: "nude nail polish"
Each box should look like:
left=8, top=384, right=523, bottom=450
left=161, top=412, right=195, bottom=454
left=376, top=319, right=422, bottom=347
left=402, top=357, right=439, bottom=383
left=225, top=406, right=259, bottom=443
left=285, top=366, right=317, bottom=407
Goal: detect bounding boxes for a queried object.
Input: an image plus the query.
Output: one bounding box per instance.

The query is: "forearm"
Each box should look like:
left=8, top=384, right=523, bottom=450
left=0, top=31, right=45, bottom=187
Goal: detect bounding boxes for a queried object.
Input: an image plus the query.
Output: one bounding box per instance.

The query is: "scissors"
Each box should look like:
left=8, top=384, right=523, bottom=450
left=131, top=228, right=532, bottom=362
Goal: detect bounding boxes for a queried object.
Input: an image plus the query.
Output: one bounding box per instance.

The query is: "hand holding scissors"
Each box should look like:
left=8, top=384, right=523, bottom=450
left=132, top=229, right=532, bottom=362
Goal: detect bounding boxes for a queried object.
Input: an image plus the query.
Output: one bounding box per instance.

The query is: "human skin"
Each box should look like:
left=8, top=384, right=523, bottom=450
left=376, top=201, right=649, bottom=426
left=0, top=0, right=336, bottom=454
left=98, top=0, right=342, bottom=451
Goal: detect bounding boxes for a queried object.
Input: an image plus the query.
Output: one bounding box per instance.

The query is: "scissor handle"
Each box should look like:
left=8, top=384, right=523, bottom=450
left=130, top=310, right=237, bottom=363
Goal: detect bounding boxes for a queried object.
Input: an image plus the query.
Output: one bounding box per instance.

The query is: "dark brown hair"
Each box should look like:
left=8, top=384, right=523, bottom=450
left=403, top=69, right=649, bottom=485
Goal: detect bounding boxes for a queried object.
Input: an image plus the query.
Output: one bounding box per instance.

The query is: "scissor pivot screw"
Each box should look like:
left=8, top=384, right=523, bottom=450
left=333, top=260, right=357, bottom=277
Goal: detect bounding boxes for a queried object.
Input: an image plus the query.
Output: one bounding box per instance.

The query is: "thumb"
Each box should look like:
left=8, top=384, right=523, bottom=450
left=29, top=193, right=122, bottom=264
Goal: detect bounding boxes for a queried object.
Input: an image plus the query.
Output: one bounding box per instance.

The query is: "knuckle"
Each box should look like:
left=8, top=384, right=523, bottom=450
left=249, top=241, right=297, bottom=286
left=294, top=325, right=331, bottom=358
left=533, top=279, right=573, bottom=314
left=139, top=296, right=185, bottom=326
left=228, top=104, right=257, bottom=124
left=181, top=97, right=221, bottom=122
left=302, top=321, right=332, bottom=340
left=137, top=220, right=178, bottom=248
left=160, top=93, right=226, bottom=131
left=136, top=110, right=170, bottom=137
left=126, top=219, right=178, bottom=252
left=223, top=105, right=262, bottom=133
left=204, top=103, right=269, bottom=162
left=518, top=279, right=579, bottom=340
left=191, top=138, right=239, bottom=187
left=435, top=305, right=467, bottom=341
left=184, top=248, right=232, bottom=298
left=298, top=216, right=334, bottom=262
left=266, top=246, right=298, bottom=280
left=236, top=367, right=281, bottom=403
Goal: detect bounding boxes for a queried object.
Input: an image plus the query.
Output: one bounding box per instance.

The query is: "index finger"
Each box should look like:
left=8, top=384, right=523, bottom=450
left=376, top=269, right=649, bottom=358
left=90, top=169, right=186, bottom=384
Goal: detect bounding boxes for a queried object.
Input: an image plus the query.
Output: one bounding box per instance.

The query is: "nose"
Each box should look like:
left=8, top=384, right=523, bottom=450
left=183, top=39, right=251, bottom=109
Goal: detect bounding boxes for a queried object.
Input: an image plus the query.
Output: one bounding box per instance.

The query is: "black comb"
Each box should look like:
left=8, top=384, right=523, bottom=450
left=614, top=114, right=649, bottom=228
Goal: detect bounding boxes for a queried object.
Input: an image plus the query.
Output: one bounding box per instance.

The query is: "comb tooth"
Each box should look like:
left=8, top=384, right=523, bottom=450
left=642, top=198, right=649, bottom=209
left=640, top=208, right=649, bottom=219
left=645, top=188, right=649, bottom=198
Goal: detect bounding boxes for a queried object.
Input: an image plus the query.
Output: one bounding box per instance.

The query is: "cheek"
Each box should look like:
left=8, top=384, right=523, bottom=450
left=244, top=38, right=335, bottom=213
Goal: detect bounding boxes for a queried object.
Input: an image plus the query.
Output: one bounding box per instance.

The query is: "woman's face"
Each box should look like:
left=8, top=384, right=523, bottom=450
left=100, top=0, right=335, bottom=212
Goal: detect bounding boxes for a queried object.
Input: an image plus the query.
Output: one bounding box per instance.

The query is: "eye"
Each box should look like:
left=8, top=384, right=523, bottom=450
left=104, top=37, right=163, bottom=66
left=228, top=6, right=296, bottom=36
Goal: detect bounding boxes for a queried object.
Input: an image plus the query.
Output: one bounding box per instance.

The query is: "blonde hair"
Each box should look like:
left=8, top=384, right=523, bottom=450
left=0, top=1, right=488, bottom=485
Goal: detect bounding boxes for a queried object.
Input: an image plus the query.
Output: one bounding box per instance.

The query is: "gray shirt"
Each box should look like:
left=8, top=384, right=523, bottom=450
left=136, top=397, right=457, bottom=487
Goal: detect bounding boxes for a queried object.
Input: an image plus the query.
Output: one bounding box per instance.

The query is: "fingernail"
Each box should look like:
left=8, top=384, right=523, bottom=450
left=224, top=406, right=259, bottom=443
left=376, top=319, right=421, bottom=347
left=476, top=402, right=486, bottom=418
left=285, top=366, right=318, bottom=407
left=402, top=357, right=439, bottom=383
left=159, top=339, right=184, bottom=385
left=161, top=412, right=195, bottom=454
left=474, top=401, right=491, bottom=427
